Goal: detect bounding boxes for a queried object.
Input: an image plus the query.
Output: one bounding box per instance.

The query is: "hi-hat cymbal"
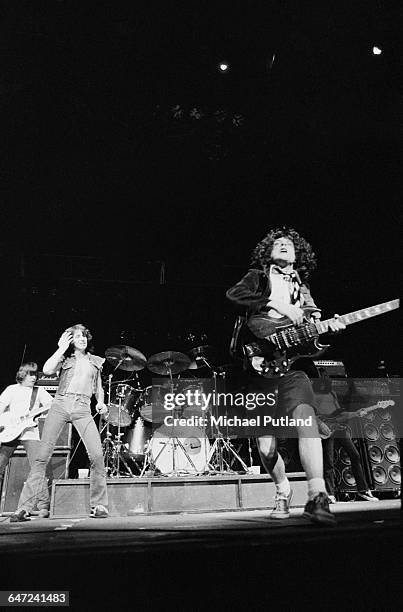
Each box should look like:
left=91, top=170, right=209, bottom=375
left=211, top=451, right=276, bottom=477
left=105, top=345, right=147, bottom=372
left=188, top=345, right=216, bottom=368
left=147, top=351, right=191, bottom=375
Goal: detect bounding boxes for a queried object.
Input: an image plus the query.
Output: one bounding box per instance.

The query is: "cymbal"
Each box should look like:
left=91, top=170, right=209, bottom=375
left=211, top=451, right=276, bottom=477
left=105, top=345, right=147, bottom=372
left=188, top=345, right=216, bottom=368
left=147, top=351, right=191, bottom=375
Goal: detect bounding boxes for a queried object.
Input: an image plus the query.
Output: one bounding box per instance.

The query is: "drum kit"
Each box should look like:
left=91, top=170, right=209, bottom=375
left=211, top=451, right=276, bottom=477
left=101, top=340, right=248, bottom=477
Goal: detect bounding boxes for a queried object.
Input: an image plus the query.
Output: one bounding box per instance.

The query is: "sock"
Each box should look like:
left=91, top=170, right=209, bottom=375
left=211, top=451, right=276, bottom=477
left=307, top=477, right=327, bottom=500
left=276, top=477, right=291, bottom=497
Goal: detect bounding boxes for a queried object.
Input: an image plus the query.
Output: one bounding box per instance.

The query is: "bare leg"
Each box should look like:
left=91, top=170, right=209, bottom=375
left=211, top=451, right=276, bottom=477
left=293, top=404, right=326, bottom=498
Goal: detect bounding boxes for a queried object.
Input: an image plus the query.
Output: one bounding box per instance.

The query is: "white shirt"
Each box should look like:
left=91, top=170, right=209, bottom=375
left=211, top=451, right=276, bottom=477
left=268, top=265, right=303, bottom=318
left=0, top=384, right=53, bottom=441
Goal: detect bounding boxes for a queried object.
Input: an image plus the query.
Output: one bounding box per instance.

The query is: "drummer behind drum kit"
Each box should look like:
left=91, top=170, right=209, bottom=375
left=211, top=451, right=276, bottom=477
left=101, top=342, right=248, bottom=477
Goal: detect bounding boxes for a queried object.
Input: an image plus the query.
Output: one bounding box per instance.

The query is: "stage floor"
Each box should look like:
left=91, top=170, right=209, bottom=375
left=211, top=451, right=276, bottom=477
left=0, top=500, right=401, bottom=610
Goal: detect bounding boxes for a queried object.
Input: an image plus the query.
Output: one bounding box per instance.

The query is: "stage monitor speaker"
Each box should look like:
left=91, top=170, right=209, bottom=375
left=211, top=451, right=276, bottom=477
left=0, top=450, right=70, bottom=514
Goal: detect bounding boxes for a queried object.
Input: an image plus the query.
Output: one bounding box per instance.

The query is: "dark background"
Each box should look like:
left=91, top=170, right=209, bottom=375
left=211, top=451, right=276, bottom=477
left=0, top=0, right=401, bottom=386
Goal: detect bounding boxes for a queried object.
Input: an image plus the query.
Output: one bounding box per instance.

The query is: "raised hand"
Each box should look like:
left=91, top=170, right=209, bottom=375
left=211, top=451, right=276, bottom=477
left=57, top=330, right=73, bottom=353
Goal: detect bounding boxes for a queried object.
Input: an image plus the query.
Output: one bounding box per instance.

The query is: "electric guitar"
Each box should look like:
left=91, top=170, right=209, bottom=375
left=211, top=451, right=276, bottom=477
left=245, top=299, right=399, bottom=378
left=319, top=399, right=395, bottom=439
left=0, top=405, right=50, bottom=443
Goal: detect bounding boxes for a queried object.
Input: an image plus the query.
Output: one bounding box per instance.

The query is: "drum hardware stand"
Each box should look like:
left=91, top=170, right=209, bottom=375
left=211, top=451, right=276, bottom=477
left=151, top=361, right=201, bottom=476
left=199, top=358, right=248, bottom=474
left=102, top=374, right=137, bottom=477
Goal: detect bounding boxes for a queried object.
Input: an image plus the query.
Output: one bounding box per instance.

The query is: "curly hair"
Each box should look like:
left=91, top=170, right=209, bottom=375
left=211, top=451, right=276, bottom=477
left=250, top=227, right=317, bottom=281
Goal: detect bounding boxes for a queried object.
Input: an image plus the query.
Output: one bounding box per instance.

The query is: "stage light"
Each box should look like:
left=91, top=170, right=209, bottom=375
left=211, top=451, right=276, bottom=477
left=219, top=63, right=229, bottom=72
left=372, top=46, right=382, bottom=55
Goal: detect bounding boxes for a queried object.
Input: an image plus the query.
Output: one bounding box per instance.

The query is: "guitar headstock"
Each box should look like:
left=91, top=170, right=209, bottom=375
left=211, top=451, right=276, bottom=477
left=377, top=399, right=395, bottom=409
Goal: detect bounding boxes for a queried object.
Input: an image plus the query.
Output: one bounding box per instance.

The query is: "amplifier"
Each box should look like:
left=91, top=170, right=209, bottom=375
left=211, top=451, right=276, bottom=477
left=15, top=420, right=72, bottom=450
left=0, top=449, right=70, bottom=514
left=313, top=360, right=346, bottom=377
left=36, top=373, right=60, bottom=392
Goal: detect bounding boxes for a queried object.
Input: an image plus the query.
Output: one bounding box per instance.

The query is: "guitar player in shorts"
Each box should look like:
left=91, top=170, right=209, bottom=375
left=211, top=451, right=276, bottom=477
left=226, top=227, right=345, bottom=525
left=0, top=362, right=52, bottom=516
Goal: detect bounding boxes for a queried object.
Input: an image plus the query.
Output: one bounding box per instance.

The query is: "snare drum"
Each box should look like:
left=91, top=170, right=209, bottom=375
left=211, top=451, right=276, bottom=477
left=149, top=425, right=210, bottom=474
left=108, top=383, right=140, bottom=427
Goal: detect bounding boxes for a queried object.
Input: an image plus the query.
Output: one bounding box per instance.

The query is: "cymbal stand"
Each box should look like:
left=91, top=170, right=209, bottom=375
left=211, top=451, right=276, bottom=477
left=151, top=361, right=200, bottom=475
left=102, top=373, right=135, bottom=477
left=200, top=358, right=248, bottom=473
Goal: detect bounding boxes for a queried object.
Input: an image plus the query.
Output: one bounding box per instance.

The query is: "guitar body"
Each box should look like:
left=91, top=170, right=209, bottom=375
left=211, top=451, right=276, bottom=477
left=247, top=308, right=318, bottom=339
left=0, top=413, right=39, bottom=444
left=318, top=400, right=395, bottom=440
left=244, top=299, right=399, bottom=378
left=245, top=313, right=330, bottom=378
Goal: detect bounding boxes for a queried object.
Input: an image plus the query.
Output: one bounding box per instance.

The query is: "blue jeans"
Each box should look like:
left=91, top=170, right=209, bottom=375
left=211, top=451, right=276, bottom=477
left=18, top=393, right=108, bottom=512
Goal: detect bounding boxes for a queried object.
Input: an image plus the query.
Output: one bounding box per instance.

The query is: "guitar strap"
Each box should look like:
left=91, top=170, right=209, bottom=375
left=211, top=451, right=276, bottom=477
left=29, top=386, right=39, bottom=412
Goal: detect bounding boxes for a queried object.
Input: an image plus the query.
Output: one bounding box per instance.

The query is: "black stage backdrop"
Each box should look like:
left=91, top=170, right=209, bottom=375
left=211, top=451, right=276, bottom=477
left=0, top=1, right=401, bottom=385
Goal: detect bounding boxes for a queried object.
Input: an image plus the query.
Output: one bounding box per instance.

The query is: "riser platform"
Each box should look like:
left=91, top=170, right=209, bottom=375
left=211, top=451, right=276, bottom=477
left=50, top=473, right=308, bottom=517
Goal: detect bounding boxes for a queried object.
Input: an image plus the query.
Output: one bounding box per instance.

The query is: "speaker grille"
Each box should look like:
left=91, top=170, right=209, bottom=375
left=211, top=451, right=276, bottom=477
left=380, top=423, right=395, bottom=441
left=388, top=465, right=401, bottom=485
left=341, top=467, right=356, bottom=488
left=372, top=466, right=388, bottom=486
left=384, top=444, right=400, bottom=464
left=368, top=445, right=383, bottom=464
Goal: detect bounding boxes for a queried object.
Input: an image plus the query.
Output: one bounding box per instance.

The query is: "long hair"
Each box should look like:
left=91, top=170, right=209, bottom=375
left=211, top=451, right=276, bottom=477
left=16, top=362, right=39, bottom=383
left=64, top=324, right=94, bottom=357
left=250, top=227, right=317, bottom=281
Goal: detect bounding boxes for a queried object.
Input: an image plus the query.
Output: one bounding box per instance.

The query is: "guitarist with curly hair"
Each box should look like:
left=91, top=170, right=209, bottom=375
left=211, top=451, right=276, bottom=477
left=227, top=227, right=345, bottom=525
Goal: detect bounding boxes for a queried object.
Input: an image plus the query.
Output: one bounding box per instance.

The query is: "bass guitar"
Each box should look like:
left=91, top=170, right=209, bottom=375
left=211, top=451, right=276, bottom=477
left=245, top=299, right=399, bottom=378
left=0, top=405, right=50, bottom=444
left=319, top=399, right=395, bottom=439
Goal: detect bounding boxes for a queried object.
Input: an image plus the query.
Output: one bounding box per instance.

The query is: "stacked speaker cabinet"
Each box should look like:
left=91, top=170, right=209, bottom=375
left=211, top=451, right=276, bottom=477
left=333, top=378, right=400, bottom=496
left=360, top=405, right=400, bottom=494
left=0, top=421, right=72, bottom=515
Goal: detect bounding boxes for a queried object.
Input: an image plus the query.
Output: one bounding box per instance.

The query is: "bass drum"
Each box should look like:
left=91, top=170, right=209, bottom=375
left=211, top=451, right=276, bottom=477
left=149, top=425, right=210, bottom=474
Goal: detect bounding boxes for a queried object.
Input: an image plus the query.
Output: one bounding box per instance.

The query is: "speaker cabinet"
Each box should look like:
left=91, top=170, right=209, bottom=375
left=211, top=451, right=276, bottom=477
left=14, top=420, right=72, bottom=452
left=360, top=407, right=401, bottom=492
left=0, top=450, right=70, bottom=514
left=333, top=440, right=367, bottom=493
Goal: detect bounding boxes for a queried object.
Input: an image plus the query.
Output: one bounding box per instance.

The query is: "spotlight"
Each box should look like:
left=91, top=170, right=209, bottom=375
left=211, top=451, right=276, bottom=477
left=372, top=46, right=382, bottom=55
left=218, top=63, right=229, bottom=72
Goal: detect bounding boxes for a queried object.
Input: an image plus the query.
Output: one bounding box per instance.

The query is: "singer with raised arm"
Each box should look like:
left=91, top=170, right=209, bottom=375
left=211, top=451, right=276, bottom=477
left=10, top=324, right=109, bottom=522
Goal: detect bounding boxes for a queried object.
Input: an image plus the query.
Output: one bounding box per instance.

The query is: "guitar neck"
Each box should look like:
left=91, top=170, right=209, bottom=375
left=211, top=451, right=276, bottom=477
left=316, top=300, right=399, bottom=334
left=28, top=405, right=49, bottom=420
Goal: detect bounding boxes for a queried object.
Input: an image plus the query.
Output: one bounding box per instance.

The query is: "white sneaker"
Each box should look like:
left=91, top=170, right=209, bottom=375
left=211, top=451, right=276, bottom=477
left=270, top=489, right=293, bottom=519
